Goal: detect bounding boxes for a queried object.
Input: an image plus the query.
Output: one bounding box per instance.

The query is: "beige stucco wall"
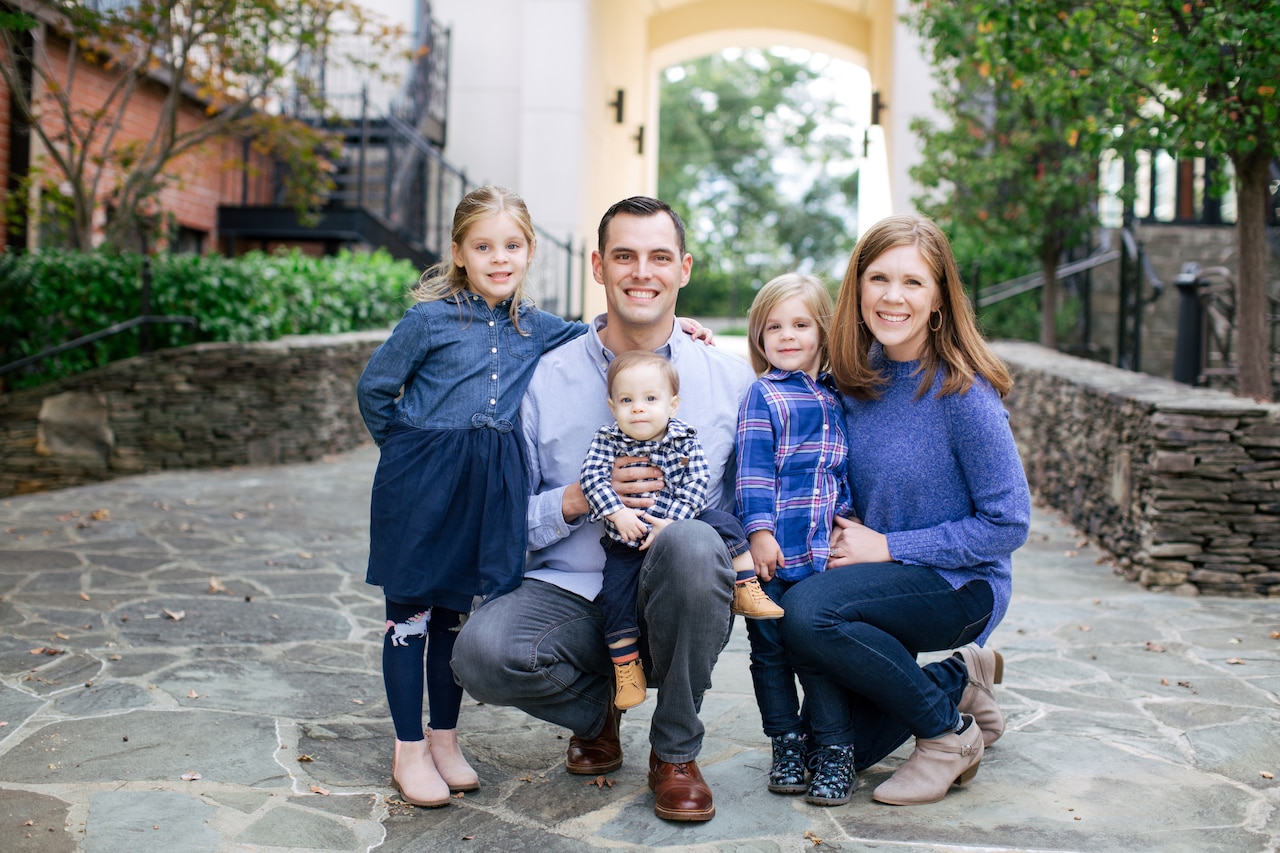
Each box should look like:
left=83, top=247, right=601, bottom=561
left=429, top=0, right=935, bottom=319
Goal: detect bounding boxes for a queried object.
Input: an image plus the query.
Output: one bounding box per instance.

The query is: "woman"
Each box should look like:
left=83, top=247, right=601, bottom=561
left=780, top=214, right=1031, bottom=807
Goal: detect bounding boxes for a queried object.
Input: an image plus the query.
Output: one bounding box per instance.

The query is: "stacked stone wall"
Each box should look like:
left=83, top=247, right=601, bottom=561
left=994, top=341, right=1280, bottom=597
left=0, top=332, right=388, bottom=497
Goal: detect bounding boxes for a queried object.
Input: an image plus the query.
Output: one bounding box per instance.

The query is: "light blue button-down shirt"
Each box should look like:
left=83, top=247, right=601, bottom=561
left=357, top=293, right=587, bottom=445
left=521, top=315, right=757, bottom=601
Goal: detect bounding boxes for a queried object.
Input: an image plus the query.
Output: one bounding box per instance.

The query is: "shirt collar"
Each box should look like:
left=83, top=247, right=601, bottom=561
left=588, top=314, right=678, bottom=367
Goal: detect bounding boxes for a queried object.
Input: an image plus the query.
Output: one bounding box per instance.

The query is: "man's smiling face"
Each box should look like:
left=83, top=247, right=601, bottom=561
left=592, top=212, right=691, bottom=333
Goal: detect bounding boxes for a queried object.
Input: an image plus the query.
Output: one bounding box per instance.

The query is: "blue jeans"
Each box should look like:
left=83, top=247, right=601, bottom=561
left=451, top=519, right=735, bottom=762
left=745, top=575, right=805, bottom=737
left=781, top=562, right=993, bottom=772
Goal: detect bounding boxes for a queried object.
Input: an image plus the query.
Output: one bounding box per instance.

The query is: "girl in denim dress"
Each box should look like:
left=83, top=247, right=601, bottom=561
left=357, top=186, right=590, bottom=808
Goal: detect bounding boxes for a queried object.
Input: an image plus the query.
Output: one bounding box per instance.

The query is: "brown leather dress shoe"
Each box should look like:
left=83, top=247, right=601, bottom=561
left=648, top=749, right=715, bottom=821
left=565, top=703, right=623, bottom=775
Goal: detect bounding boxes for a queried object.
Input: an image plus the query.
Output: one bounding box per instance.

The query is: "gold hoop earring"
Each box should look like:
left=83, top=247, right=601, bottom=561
left=929, top=310, right=943, bottom=332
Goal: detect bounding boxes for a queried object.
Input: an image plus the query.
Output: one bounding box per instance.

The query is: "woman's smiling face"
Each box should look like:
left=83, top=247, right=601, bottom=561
left=859, top=244, right=941, bottom=362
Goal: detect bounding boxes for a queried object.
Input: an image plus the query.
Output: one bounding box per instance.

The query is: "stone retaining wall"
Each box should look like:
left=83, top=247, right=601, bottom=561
left=0, top=332, right=388, bottom=497
left=993, top=341, right=1280, bottom=597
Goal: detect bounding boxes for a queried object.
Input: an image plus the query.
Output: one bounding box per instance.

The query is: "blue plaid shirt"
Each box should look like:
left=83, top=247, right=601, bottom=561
left=735, top=370, right=851, bottom=580
left=581, top=418, right=710, bottom=547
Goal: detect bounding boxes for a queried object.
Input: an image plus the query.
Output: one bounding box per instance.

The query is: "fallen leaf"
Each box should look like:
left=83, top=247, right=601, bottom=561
left=1160, top=677, right=1170, bottom=686
left=518, top=774, right=533, bottom=783
left=351, top=698, right=364, bottom=705
left=180, top=770, right=202, bottom=781
left=30, top=647, right=64, bottom=656
left=1270, top=631, right=1279, bottom=640
left=310, top=784, right=329, bottom=795
left=1228, top=637, right=1242, bottom=644
left=586, top=775, right=614, bottom=789
left=1064, top=550, right=1078, bottom=558
left=208, top=577, right=229, bottom=595
left=24, top=819, right=34, bottom=826
left=187, top=690, right=199, bottom=699
left=1145, top=641, right=1166, bottom=653
left=804, top=829, right=824, bottom=845
left=163, top=608, right=185, bottom=621
left=298, top=552, right=313, bottom=559
left=1261, top=771, right=1274, bottom=780
left=1177, top=681, right=1193, bottom=689
left=298, top=754, right=315, bottom=762
left=1078, top=625, right=1091, bottom=632
left=232, top=511, right=247, bottom=519
left=0, top=722, right=8, bottom=728
left=54, top=632, right=70, bottom=640
left=1226, top=658, right=1245, bottom=665
left=462, top=836, right=475, bottom=841
left=109, top=654, right=121, bottom=661
left=452, top=791, right=465, bottom=798
left=90, top=508, right=110, bottom=521
left=79, top=591, right=90, bottom=601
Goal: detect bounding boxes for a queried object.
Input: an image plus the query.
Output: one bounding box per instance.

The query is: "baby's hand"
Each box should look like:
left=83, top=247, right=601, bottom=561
left=609, top=507, right=650, bottom=542
left=638, top=514, right=672, bottom=550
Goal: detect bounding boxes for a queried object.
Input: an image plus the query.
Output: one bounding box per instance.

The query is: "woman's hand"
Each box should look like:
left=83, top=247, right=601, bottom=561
left=827, top=515, right=891, bottom=567
left=612, top=455, right=663, bottom=509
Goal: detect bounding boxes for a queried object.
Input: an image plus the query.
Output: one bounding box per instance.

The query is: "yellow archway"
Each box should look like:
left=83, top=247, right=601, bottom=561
left=578, top=0, right=899, bottom=317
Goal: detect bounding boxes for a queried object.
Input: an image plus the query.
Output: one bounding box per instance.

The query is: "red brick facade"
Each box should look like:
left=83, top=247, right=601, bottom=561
left=1, top=25, right=274, bottom=252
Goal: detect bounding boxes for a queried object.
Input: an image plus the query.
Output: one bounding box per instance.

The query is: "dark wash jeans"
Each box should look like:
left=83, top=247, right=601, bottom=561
left=451, top=520, right=735, bottom=763
left=745, top=575, right=806, bottom=738
left=781, top=561, right=993, bottom=772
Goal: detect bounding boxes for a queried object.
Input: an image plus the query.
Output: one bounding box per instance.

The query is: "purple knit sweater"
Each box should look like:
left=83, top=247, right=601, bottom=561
left=841, top=350, right=1031, bottom=645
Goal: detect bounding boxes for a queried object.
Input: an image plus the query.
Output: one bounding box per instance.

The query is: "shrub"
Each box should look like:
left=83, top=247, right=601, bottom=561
left=0, top=248, right=418, bottom=390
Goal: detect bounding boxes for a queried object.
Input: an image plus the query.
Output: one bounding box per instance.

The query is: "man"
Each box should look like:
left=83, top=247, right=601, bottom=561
left=451, top=196, right=755, bottom=821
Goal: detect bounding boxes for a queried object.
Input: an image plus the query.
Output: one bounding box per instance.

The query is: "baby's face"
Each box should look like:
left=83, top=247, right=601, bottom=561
left=608, top=363, right=679, bottom=442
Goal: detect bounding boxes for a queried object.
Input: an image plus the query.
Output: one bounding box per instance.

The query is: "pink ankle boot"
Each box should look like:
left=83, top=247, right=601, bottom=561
left=427, top=728, right=479, bottom=792
left=393, top=738, right=450, bottom=807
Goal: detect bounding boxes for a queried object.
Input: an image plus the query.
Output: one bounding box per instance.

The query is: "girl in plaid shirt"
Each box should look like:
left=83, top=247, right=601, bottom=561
left=735, top=273, right=851, bottom=795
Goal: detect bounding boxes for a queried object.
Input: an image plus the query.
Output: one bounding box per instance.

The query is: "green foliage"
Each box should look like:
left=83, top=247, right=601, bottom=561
left=0, top=249, right=417, bottom=390
left=658, top=49, right=860, bottom=316
left=907, top=0, right=1116, bottom=347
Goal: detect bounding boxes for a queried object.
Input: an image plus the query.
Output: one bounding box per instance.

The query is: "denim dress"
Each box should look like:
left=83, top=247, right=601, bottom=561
left=357, top=293, right=587, bottom=611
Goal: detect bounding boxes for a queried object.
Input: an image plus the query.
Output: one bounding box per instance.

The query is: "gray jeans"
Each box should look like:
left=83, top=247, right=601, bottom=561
left=451, top=519, right=734, bottom=762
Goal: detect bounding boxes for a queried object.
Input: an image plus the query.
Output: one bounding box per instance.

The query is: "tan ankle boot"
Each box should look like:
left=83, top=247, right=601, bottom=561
left=956, top=646, right=1004, bottom=747
left=872, top=715, right=983, bottom=806
left=427, top=728, right=479, bottom=792
left=613, top=659, right=647, bottom=709
left=731, top=578, right=784, bottom=619
left=393, top=738, right=450, bottom=807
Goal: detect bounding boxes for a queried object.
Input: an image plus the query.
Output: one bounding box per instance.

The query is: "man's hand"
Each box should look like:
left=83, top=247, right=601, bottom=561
left=827, top=515, right=890, bottom=567
left=612, top=455, right=664, bottom=509
left=748, top=530, right=784, bottom=582
left=608, top=506, right=650, bottom=543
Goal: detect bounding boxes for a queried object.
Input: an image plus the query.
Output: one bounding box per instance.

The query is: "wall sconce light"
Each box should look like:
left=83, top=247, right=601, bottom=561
left=608, top=89, right=625, bottom=124
left=870, top=90, right=885, bottom=127
left=632, top=124, right=644, bottom=155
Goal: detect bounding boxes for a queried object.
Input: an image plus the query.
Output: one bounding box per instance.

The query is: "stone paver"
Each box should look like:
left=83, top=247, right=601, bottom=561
left=1, top=446, right=1278, bottom=852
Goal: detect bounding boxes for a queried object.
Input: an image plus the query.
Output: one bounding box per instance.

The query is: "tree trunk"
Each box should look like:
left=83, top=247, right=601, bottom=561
left=1040, top=255, right=1059, bottom=350
left=1232, top=150, right=1273, bottom=402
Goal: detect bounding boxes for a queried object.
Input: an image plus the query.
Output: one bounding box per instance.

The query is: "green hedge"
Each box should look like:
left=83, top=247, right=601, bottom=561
left=0, top=248, right=418, bottom=391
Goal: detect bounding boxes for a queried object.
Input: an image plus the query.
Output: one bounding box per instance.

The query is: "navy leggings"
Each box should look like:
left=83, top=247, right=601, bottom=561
left=383, top=600, right=464, bottom=741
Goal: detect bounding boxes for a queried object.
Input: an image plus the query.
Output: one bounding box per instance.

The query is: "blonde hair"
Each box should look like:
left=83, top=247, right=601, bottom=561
left=606, top=351, right=679, bottom=398
left=829, top=214, right=1012, bottom=401
left=745, top=272, right=835, bottom=376
left=412, top=185, right=537, bottom=332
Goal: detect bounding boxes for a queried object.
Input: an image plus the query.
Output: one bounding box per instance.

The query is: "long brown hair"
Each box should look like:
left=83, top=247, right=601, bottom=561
left=829, top=214, right=1011, bottom=401
left=412, top=185, right=537, bottom=332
